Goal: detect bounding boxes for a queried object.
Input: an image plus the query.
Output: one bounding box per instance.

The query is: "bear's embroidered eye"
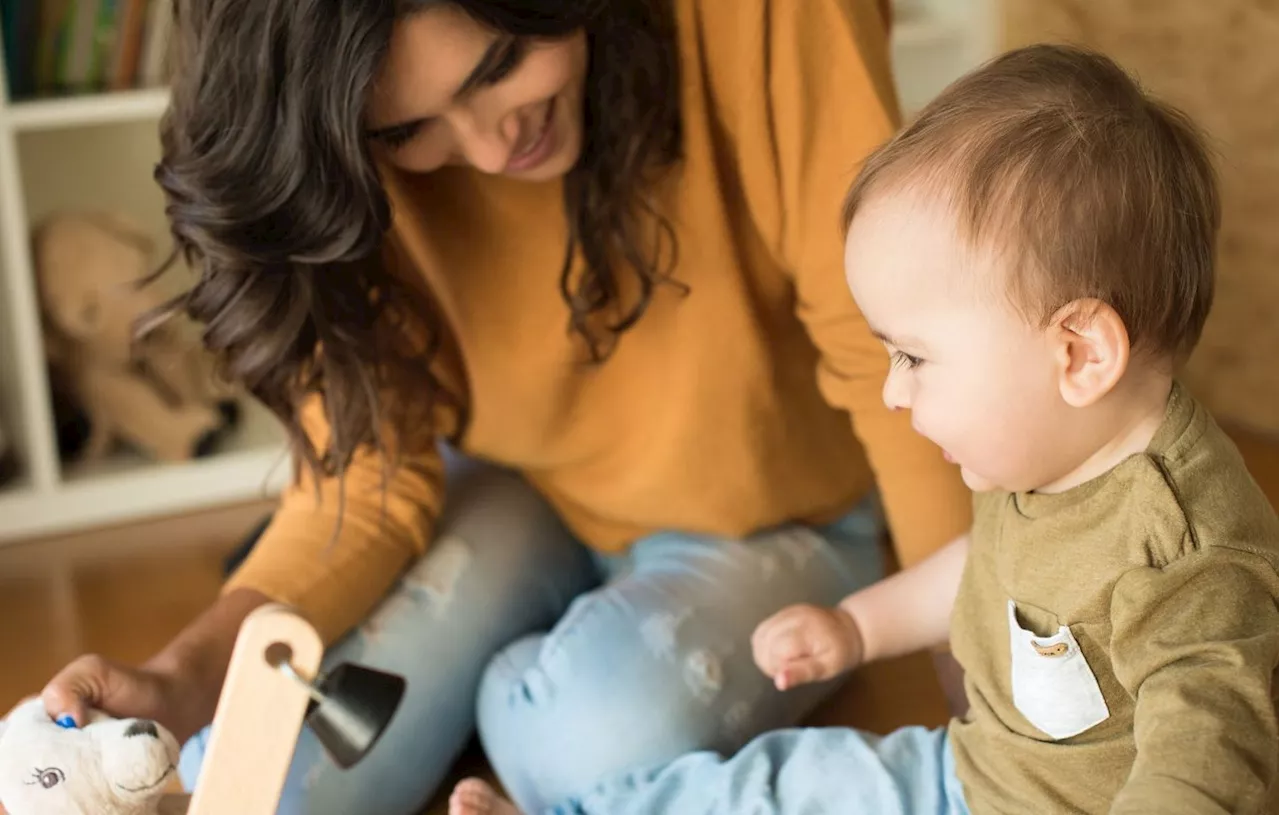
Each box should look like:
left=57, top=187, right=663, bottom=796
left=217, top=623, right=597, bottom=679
left=27, top=767, right=66, bottom=789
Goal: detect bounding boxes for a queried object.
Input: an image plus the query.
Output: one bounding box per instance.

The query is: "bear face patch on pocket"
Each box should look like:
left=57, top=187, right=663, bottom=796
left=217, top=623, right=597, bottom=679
left=1007, top=600, right=1109, bottom=740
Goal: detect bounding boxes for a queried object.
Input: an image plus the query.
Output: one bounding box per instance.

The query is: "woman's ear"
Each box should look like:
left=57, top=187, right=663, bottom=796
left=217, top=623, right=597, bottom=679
left=1048, top=298, right=1130, bottom=408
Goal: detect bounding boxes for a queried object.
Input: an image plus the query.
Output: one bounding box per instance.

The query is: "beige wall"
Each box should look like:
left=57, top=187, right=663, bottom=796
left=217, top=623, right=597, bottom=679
left=1003, top=0, right=1278, bottom=433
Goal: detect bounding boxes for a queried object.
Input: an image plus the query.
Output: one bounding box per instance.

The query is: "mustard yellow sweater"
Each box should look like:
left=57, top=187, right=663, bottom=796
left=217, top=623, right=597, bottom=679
left=225, top=0, right=974, bottom=645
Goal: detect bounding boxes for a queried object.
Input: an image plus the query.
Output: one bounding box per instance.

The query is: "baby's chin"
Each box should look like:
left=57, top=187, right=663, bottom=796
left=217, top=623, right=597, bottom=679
left=959, top=466, right=1003, bottom=494
left=962, top=465, right=1051, bottom=495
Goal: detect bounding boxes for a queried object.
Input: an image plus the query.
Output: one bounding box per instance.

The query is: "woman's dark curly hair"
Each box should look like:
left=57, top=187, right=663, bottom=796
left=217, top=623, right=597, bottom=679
left=151, top=0, right=682, bottom=486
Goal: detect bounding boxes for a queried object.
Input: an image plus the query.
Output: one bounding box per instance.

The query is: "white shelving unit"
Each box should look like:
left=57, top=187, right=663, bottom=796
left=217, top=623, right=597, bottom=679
left=0, top=72, right=290, bottom=543
left=0, top=2, right=994, bottom=545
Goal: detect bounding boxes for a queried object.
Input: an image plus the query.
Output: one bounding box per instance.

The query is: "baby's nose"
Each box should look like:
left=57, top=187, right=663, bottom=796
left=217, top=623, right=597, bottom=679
left=124, top=719, right=159, bottom=739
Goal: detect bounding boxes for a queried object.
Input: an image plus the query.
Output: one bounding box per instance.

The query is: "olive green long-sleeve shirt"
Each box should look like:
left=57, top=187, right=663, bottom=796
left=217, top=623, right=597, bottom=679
left=950, top=383, right=1278, bottom=814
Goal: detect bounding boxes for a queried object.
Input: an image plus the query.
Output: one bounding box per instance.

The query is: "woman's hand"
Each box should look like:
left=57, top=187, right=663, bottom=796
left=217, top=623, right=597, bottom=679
left=35, top=586, right=274, bottom=744
left=39, top=655, right=197, bottom=740
left=751, top=603, right=864, bottom=691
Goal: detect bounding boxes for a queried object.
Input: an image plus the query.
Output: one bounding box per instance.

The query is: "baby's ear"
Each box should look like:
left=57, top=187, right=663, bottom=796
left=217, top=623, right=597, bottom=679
left=1049, top=298, right=1130, bottom=408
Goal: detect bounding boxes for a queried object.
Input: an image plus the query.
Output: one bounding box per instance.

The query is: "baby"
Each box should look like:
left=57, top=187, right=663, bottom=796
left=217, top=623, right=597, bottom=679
left=451, top=43, right=1279, bottom=815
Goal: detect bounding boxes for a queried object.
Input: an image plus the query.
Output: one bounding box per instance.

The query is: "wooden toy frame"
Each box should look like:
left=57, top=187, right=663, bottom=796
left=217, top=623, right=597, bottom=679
left=159, top=603, right=325, bottom=814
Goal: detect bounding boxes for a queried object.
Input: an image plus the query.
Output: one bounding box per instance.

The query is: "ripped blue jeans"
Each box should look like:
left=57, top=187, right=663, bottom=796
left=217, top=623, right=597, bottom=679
left=178, top=456, right=886, bottom=814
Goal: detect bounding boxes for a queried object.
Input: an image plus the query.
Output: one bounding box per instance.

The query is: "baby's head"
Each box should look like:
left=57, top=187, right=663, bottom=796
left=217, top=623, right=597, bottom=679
left=843, top=43, right=1218, bottom=494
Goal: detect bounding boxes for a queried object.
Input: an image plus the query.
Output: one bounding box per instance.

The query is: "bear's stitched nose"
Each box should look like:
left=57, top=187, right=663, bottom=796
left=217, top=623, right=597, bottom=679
left=124, top=719, right=159, bottom=739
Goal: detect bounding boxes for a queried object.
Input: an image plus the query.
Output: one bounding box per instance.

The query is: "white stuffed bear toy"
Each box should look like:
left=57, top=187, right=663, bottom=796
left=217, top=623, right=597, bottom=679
left=0, top=699, right=183, bottom=815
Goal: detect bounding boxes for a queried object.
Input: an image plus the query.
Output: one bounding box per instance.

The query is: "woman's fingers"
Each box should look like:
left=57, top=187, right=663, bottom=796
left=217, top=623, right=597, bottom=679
left=41, top=654, right=111, bottom=728
left=40, top=654, right=166, bottom=729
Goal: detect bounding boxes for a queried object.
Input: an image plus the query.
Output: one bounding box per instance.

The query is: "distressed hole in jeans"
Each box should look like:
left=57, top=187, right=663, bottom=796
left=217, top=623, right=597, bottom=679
left=360, top=536, right=473, bottom=643
left=640, top=610, right=690, bottom=662
left=759, top=552, right=779, bottom=581
left=684, top=649, right=723, bottom=704
left=777, top=530, right=820, bottom=570
left=513, top=666, right=557, bottom=707
left=359, top=587, right=419, bottom=645
left=300, top=758, right=327, bottom=789
left=403, top=536, right=472, bottom=606
left=722, top=683, right=764, bottom=743
left=723, top=701, right=752, bottom=742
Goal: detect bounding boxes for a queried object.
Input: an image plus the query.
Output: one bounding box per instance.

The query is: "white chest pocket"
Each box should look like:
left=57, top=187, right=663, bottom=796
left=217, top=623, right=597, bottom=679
left=1007, top=600, right=1109, bottom=740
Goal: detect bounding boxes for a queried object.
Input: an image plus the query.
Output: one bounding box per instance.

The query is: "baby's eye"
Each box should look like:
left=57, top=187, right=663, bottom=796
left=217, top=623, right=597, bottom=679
left=27, top=767, right=65, bottom=789
left=891, top=350, right=924, bottom=370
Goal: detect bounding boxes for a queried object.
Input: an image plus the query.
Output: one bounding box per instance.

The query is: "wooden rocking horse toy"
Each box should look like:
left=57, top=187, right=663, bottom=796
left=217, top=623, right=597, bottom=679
left=0, top=605, right=405, bottom=815
left=184, top=604, right=406, bottom=813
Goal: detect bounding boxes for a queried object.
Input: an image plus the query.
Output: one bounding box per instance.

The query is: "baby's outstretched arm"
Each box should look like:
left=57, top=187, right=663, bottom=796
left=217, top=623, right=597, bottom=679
left=449, top=537, right=975, bottom=815
left=753, top=532, right=969, bottom=690
left=841, top=532, right=970, bottom=664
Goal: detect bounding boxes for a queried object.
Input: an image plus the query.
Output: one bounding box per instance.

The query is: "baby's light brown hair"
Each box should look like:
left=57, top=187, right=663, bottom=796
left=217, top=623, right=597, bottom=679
left=844, top=44, right=1219, bottom=362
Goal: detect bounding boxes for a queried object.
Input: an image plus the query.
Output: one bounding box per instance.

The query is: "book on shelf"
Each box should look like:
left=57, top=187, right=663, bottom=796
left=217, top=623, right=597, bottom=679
left=1, top=0, right=172, bottom=102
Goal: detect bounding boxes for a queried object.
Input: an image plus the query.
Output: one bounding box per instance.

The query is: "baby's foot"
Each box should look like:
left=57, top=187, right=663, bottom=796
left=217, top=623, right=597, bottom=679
left=449, top=778, right=522, bottom=815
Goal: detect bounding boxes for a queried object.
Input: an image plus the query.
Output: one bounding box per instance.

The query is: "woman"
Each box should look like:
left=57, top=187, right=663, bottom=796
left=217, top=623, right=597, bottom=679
left=39, top=0, right=972, bottom=812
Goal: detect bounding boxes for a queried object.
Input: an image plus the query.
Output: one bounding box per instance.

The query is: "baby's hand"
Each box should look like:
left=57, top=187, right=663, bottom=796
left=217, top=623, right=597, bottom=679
left=751, top=604, right=864, bottom=691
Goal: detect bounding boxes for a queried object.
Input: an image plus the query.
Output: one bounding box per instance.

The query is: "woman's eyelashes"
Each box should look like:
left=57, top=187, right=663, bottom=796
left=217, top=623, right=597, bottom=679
left=374, top=39, right=528, bottom=151
left=484, top=38, right=527, bottom=86
left=378, top=121, right=425, bottom=149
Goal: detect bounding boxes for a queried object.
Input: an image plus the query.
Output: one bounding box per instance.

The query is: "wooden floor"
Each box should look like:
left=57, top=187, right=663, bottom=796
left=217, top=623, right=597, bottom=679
left=0, top=427, right=1274, bottom=813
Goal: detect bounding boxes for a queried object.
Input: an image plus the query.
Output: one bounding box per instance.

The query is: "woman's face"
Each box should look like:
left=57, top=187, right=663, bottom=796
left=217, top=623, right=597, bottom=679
left=366, top=5, right=588, bottom=181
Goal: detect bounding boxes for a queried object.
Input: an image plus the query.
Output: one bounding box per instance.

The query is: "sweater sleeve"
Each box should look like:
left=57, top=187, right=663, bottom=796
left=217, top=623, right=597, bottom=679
left=221, top=257, right=455, bottom=645
left=717, top=0, right=973, bottom=566
left=1109, top=547, right=1279, bottom=815
left=222, top=397, right=447, bottom=646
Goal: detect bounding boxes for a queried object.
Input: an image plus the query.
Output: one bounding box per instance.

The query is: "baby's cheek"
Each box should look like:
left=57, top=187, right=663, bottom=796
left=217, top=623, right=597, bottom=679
left=909, top=397, right=960, bottom=451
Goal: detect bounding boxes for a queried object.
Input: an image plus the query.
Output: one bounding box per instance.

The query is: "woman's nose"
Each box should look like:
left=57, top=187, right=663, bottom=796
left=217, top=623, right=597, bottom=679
left=453, top=110, right=521, bottom=174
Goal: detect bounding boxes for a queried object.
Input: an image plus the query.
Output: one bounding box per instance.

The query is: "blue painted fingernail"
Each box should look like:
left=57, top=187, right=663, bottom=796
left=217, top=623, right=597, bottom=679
left=55, top=715, right=77, bottom=729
